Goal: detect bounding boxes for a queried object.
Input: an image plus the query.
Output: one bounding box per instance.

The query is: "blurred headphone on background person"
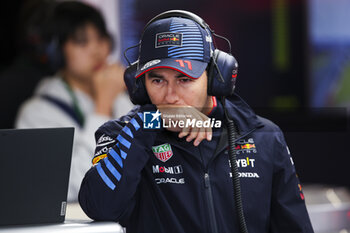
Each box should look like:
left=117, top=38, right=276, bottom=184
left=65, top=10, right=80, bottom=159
left=124, top=10, right=238, bottom=105
left=19, top=0, right=63, bottom=72
left=24, top=0, right=113, bottom=73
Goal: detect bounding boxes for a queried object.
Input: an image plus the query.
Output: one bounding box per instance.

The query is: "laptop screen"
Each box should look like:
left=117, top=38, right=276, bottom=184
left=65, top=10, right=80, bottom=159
left=0, top=127, right=74, bottom=226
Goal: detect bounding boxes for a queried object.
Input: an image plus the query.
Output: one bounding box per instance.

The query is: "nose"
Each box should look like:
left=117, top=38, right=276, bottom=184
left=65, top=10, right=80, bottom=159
left=91, top=38, right=109, bottom=59
left=164, top=82, right=180, bottom=104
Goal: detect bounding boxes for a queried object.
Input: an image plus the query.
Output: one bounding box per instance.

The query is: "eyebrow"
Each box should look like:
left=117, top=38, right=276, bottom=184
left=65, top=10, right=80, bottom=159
left=146, top=70, right=188, bottom=79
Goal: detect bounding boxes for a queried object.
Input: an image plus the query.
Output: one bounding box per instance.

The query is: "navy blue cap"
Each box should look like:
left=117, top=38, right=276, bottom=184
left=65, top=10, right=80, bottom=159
left=135, top=17, right=214, bottom=79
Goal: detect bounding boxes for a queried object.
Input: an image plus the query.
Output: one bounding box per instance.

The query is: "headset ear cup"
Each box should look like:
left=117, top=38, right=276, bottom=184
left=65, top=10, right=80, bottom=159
left=124, top=63, right=151, bottom=105
left=208, top=49, right=238, bottom=97
left=45, top=38, right=64, bottom=72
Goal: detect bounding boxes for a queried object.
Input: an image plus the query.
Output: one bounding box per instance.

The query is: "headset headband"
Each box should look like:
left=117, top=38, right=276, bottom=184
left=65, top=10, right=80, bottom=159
left=144, top=10, right=209, bottom=30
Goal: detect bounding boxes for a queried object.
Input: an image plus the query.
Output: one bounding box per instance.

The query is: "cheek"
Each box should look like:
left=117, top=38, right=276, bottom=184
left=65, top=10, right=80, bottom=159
left=183, top=83, right=208, bottom=107
left=100, top=43, right=110, bottom=58
left=145, top=80, right=160, bottom=104
left=149, top=90, right=166, bottom=105
left=64, top=47, right=92, bottom=72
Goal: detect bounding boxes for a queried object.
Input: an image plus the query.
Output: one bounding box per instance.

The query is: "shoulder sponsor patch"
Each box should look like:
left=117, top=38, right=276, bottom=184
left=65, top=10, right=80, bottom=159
left=155, top=32, right=182, bottom=48
left=96, top=134, right=115, bottom=147
left=152, top=143, right=173, bottom=162
left=92, top=154, right=107, bottom=165
left=95, top=145, right=110, bottom=157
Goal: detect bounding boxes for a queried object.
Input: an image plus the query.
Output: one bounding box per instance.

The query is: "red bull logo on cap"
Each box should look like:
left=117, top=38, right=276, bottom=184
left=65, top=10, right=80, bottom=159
left=155, top=32, right=182, bottom=48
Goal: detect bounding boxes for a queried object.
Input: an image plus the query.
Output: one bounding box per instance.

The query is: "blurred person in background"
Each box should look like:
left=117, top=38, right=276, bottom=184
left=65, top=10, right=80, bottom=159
left=15, top=0, right=133, bottom=202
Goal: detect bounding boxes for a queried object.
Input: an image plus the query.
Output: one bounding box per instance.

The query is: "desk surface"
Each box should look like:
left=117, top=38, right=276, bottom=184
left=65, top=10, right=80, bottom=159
left=2, top=188, right=350, bottom=233
left=65, top=203, right=92, bottom=221
left=0, top=203, right=124, bottom=233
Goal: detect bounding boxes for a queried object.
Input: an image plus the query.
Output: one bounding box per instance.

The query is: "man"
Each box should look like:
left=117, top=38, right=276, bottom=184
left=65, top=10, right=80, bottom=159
left=79, top=10, right=314, bottom=233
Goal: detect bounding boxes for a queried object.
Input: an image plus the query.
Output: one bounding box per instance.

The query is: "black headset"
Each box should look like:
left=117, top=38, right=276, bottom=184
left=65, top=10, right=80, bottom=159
left=20, top=0, right=64, bottom=72
left=124, top=10, right=238, bottom=105
left=30, top=0, right=65, bottom=72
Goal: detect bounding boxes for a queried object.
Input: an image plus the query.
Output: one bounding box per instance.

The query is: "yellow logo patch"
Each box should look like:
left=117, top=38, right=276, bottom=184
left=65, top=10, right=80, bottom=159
left=92, top=154, right=107, bottom=165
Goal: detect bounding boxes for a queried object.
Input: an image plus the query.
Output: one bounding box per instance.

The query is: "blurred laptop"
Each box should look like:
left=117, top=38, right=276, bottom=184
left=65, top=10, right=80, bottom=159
left=0, top=127, right=74, bottom=226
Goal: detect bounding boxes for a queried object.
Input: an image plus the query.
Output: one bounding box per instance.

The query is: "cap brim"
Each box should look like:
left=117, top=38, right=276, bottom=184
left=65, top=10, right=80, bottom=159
left=135, top=58, right=208, bottom=79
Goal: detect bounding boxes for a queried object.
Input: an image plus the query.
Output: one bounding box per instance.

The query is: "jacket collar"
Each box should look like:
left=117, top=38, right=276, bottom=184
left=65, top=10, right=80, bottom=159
left=209, top=94, right=264, bottom=135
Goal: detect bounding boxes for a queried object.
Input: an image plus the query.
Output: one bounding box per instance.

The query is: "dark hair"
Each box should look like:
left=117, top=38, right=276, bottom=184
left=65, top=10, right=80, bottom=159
left=36, top=1, right=113, bottom=71
left=46, top=1, right=111, bottom=45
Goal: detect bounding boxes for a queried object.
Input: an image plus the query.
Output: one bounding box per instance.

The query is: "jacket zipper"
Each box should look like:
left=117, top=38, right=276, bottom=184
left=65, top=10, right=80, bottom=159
left=204, top=172, right=219, bottom=233
left=202, top=127, right=258, bottom=233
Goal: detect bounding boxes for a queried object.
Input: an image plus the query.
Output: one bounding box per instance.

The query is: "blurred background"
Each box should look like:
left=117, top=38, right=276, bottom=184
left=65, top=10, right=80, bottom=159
left=0, top=0, right=349, bottom=232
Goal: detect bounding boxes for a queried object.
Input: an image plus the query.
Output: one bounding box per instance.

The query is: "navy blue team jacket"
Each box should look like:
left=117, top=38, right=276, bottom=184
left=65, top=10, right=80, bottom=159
left=78, top=94, right=314, bottom=233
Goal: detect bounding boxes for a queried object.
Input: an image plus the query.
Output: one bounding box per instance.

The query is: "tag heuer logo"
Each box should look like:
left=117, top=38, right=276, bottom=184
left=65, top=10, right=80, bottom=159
left=152, top=143, right=173, bottom=162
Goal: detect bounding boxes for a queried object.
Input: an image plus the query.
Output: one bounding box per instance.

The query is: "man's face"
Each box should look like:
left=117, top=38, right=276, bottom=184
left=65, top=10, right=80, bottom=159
left=144, top=68, right=212, bottom=113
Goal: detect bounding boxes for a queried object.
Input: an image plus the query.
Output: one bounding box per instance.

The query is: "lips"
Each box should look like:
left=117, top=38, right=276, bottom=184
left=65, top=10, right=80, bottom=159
left=93, top=63, right=104, bottom=71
